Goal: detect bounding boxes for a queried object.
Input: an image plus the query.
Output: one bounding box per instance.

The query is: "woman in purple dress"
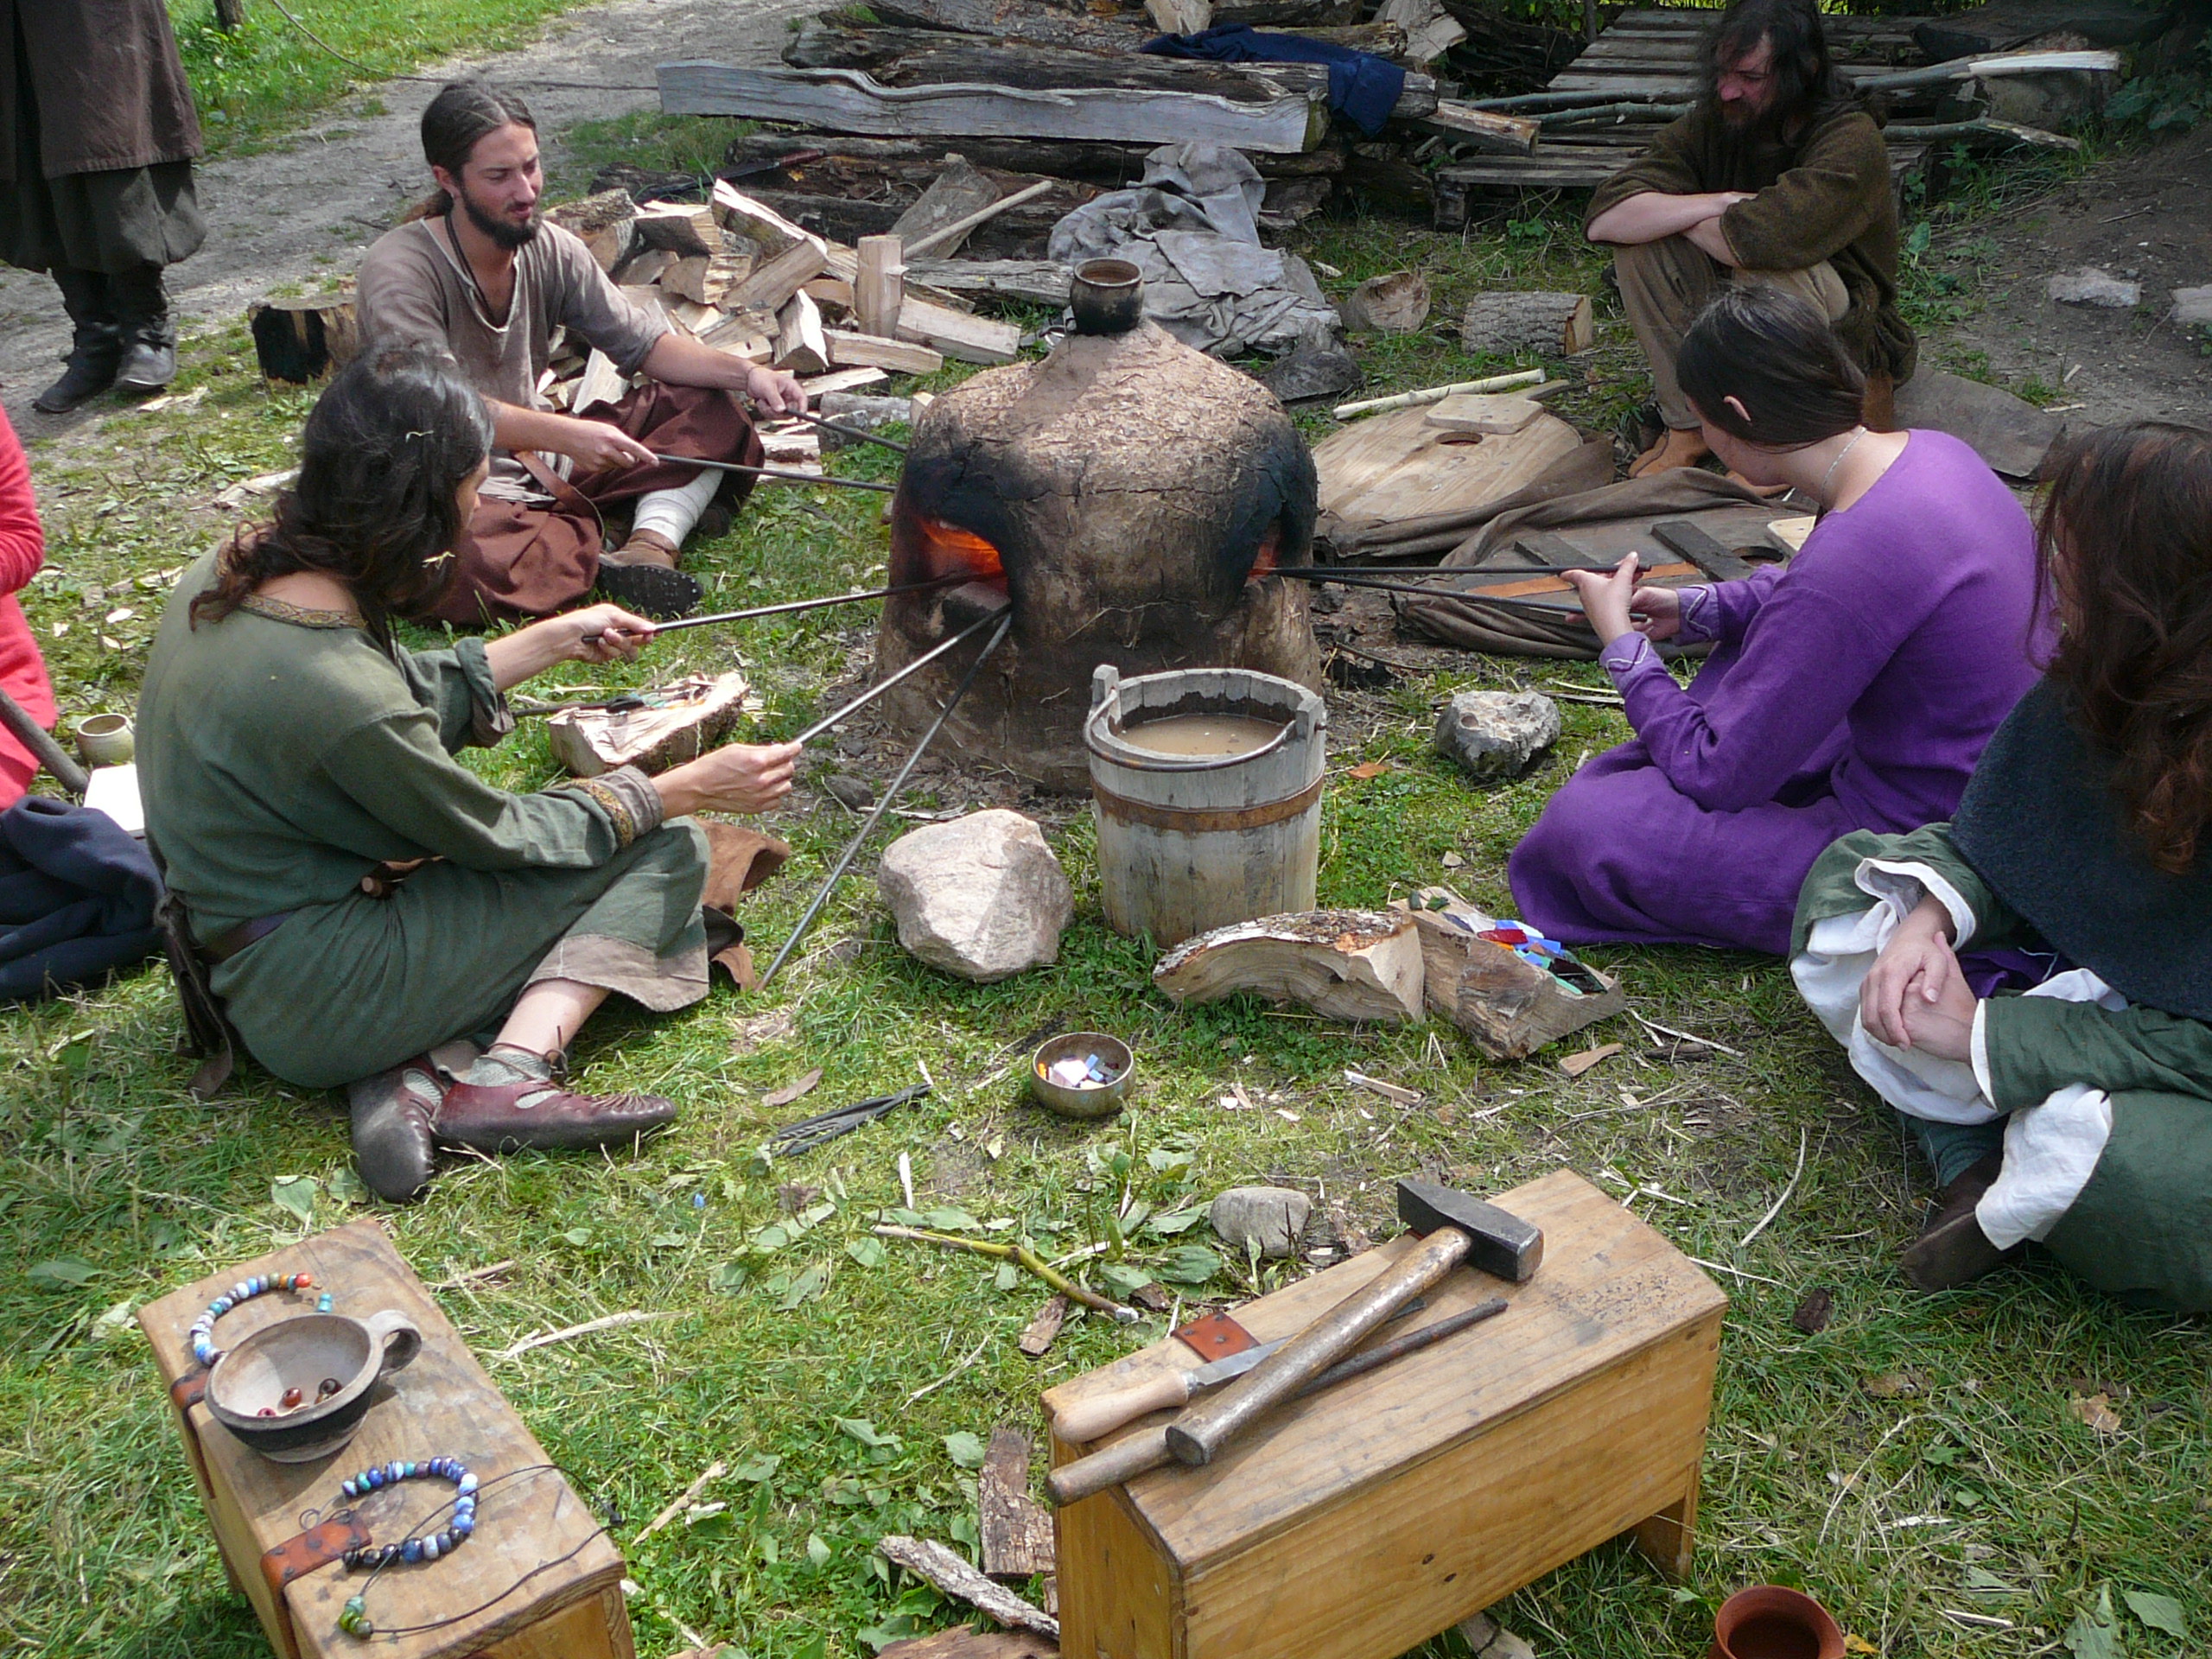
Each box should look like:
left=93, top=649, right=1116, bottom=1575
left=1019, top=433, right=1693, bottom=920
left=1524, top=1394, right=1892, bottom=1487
left=1508, top=287, right=2041, bottom=953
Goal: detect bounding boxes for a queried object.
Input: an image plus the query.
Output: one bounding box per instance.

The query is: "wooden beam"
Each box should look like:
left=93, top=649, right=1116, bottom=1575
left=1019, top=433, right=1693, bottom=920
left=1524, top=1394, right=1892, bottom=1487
left=1411, top=101, right=1539, bottom=154
left=904, top=258, right=1070, bottom=308
left=659, top=61, right=1328, bottom=155
left=855, top=234, right=906, bottom=340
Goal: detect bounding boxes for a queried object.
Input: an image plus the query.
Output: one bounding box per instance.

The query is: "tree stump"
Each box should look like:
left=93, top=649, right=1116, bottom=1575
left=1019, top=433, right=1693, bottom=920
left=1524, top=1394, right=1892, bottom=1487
left=1459, top=291, right=1594, bottom=357
left=215, top=0, right=247, bottom=28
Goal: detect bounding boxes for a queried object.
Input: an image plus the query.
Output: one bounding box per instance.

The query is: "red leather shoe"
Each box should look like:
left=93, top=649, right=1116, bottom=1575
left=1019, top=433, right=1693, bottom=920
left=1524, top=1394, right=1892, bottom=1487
left=434, top=1054, right=677, bottom=1153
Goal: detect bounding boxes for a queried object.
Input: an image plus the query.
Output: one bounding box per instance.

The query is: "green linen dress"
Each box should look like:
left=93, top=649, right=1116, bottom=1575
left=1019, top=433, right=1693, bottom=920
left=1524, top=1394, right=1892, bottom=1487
left=1796, top=824, right=2212, bottom=1312
left=137, top=553, right=710, bottom=1090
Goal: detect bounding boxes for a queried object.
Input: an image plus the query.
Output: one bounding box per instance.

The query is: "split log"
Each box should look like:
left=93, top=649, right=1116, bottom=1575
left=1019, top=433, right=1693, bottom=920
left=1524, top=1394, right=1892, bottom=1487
left=696, top=308, right=779, bottom=361
left=249, top=292, right=359, bottom=384
left=904, top=258, right=1070, bottom=308
left=544, top=189, right=639, bottom=272
left=1375, top=0, right=1466, bottom=65
left=1412, top=100, right=1540, bottom=155
left=613, top=246, right=678, bottom=288
left=855, top=235, right=906, bottom=339
left=712, top=181, right=828, bottom=257
left=978, top=1429, right=1055, bottom=1580
left=659, top=61, right=1329, bottom=156
left=547, top=674, right=753, bottom=778
left=776, top=290, right=831, bottom=373
left=1390, top=888, right=1624, bottom=1060
left=730, top=238, right=831, bottom=314
left=1341, top=270, right=1431, bottom=334
left=826, top=329, right=947, bottom=376
left=569, top=350, right=629, bottom=416
left=1147, top=0, right=1212, bottom=33
left=635, top=199, right=721, bottom=257
left=722, top=130, right=1350, bottom=184
left=876, top=1536, right=1059, bottom=1640
left=867, top=0, right=1147, bottom=52
left=802, top=366, right=892, bottom=400
left=803, top=276, right=855, bottom=308
left=904, top=180, right=1058, bottom=260
left=1459, top=290, right=1594, bottom=357
left=1153, top=910, right=1426, bottom=1024
left=662, top=250, right=753, bottom=306
left=897, top=294, right=1021, bottom=365
left=891, top=156, right=1002, bottom=254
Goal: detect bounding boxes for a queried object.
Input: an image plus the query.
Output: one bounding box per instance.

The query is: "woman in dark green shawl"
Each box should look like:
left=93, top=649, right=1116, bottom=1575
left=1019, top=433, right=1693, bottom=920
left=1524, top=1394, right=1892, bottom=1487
left=1791, top=422, right=2212, bottom=1310
left=140, top=347, right=800, bottom=1199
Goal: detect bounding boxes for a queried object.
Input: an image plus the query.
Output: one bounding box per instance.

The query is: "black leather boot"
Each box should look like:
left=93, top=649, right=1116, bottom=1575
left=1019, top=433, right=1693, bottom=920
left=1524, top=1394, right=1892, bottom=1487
left=109, top=264, right=178, bottom=394
left=32, top=268, right=121, bottom=414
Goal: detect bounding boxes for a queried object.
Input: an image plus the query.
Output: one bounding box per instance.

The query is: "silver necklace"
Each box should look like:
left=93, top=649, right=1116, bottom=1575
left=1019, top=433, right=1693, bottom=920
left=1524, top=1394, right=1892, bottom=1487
left=1818, top=426, right=1869, bottom=503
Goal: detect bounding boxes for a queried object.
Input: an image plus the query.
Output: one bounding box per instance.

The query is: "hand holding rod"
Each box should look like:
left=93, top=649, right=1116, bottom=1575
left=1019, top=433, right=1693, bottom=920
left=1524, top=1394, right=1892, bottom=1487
left=786, top=408, right=909, bottom=454
left=652, top=453, right=896, bottom=493
left=578, top=576, right=957, bottom=645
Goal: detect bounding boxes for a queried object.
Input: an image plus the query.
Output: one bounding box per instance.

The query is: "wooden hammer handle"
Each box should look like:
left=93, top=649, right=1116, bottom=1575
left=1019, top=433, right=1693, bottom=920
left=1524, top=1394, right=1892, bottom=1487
left=1165, top=1227, right=1472, bottom=1467
left=1052, top=1369, right=1195, bottom=1446
left=1046, top=1427, right=1172, bottom=1507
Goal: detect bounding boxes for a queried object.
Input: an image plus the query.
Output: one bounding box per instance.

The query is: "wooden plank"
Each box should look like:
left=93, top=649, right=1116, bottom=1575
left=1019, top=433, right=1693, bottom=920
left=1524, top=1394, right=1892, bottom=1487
left=799, top=365, right=893, bottom=398
left=137, top=1220, right=630, bottom=1659
left=905, top=258, right=1071, bottom=308
left=980, top=1429, right=1057, bottom=1580
left=826, top=329, right=947, bottom=376
left=878, top=1629, right=1058, bottom=1659
left=897, top=293, right=1021, bottom=365
left=1411, top=101, right=1539, bottom=154
left=658, top=62, right=1328, bottom=156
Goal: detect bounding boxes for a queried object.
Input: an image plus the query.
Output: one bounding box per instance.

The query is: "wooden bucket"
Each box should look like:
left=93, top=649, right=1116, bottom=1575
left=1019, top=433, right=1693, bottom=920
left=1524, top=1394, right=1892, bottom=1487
left=1086, top=665, right=1326, bottom=947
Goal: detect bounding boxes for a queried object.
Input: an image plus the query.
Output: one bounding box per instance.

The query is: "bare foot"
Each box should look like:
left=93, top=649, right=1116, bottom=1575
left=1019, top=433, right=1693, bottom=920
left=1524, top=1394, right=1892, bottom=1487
left=602, top=528, right=681, bottom=569
left=1629, top=427, right=1712, bottom=478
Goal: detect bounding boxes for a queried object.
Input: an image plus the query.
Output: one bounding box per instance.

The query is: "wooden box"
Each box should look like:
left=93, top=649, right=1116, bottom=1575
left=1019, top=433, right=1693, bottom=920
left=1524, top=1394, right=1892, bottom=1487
left=1045, top=1171, right=1726, bottom=1659
left=139, top=1219, right=633, bottom=1659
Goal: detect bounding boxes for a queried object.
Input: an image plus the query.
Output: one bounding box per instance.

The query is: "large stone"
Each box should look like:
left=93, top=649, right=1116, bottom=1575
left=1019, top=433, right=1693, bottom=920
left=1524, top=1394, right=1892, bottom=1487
left=878, top=810, right=1071, bottom=982
left=1436, top=690, right=1560, bottom=781
left=1459, top=1611, right=1537, bottom=1659
left=2173, top=285, right=2212, bottom=327
left=2047, top=267, right=2139, bottom=308
left=1209, top=1185, right=1312, bottom=1259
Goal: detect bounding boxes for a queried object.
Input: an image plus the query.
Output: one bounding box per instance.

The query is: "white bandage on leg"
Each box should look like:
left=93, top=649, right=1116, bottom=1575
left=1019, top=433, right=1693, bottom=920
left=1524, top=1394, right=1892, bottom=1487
left=629, top=467, right=720, bottom=550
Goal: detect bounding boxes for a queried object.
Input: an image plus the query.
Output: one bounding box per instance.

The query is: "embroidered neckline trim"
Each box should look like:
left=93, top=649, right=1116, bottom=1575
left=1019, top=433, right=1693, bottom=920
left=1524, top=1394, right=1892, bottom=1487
left=239, top=594, right=365, bottom=631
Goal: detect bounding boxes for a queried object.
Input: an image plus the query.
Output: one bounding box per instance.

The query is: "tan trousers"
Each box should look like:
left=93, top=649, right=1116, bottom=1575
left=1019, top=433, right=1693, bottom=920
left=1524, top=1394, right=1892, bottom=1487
left=1614, top=235, right=1850, bottom=429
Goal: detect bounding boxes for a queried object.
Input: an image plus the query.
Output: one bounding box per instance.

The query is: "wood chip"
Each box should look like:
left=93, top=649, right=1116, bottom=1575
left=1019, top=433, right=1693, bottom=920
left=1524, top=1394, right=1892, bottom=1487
left=979, top=1428, right=1055, bottom=1580
left=762, top=1067, right=825, bottom=1109
left=1343, top=1069, right=1422, bottom=1106
left=2070, top=1391, right=2122, bottom=1434
left=1861, top=1370, right=1923, bottom=1399
left=1347, top=759, right=1390, bottom=779
left=876, top=1535, right=1059, bottom=1638
left=1018, top=1294, right=1069, bottom=1357
left=1559, top=1041, right=1623, bottom=1077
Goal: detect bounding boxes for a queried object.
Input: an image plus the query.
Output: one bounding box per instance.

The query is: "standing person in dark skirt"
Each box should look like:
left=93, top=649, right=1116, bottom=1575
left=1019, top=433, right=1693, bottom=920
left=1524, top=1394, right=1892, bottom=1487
left=1, top=0, right=206, bottom=412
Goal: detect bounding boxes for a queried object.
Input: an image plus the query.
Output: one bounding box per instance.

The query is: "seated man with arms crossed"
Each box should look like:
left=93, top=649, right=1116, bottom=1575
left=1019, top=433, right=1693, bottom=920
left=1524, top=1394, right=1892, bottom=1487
left=1585, top=0, right=1914, bottom=478
left=358, top=79, right=805, bottom=623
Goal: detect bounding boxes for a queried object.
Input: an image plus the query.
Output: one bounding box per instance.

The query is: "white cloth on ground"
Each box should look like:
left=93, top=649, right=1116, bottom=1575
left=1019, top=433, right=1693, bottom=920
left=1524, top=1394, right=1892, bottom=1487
left=1790, top=854, right=2116, bottom=1249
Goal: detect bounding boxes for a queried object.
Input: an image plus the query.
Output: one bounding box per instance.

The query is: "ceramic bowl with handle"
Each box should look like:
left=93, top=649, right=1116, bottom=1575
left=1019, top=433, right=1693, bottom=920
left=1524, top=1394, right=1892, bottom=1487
left=206, top=1310, right=421, bottom=1463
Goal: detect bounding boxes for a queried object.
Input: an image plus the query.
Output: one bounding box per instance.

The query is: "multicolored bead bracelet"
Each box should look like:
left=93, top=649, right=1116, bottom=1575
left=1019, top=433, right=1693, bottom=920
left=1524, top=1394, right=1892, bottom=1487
left=187, top=1272, right=333, bottom=1369
left=334, top=1458, right=478, bottom=1636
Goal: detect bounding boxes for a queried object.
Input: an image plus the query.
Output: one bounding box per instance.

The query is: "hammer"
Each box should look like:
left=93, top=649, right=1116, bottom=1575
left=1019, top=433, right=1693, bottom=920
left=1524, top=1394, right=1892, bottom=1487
left=1161, top=1178, right=1541, bottom=1468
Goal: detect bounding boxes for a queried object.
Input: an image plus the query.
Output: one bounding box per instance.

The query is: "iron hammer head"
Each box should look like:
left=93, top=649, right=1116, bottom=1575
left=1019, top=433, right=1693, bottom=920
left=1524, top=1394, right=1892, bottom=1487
left=1397, top=1178, right=1543, bottom=1283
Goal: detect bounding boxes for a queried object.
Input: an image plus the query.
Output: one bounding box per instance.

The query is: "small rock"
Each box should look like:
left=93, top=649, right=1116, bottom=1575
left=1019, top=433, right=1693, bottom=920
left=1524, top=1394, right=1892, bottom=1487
left=1435, top=690, right=1561, bottom=781
left=2173, top=284, right=2212, bottom=327
left=823, top=773, right=875, bottom=810
left=2047, top=267, right=2140, bottom=308
left=1209, top=1185, right=1312, bottom=1259
left=1459, top=1611, right=1537, bottom=1659
left=1260, top=343, right=1365, bottom=405
left=877, top=809, right=1071, bottom=982
left=1790, top=1286, right=1834, bottom=1335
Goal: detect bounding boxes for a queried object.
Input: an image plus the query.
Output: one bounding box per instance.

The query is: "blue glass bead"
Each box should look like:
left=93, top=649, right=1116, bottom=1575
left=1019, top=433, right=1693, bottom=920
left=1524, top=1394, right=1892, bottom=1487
left=368, top=1469, right=384, bottom=1490
left=341, top=1480, right=357, bottom=1500
left=423, top=1534, right=442, bottom=1561
left=457, top=1473, right=477, bottom=1495
left=401, top=1540, right=423, bottom=1564
left=453, top=1516, right=474, bottom=1537
left=318, top=1294, right=334, bottom=1313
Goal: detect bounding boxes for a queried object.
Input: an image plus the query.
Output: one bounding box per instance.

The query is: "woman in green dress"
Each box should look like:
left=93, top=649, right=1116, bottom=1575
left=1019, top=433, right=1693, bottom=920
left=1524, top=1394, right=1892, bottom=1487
left=139, top=347, right=800, bottom=1199
left=1790, top=422, right=2212, bottom=1310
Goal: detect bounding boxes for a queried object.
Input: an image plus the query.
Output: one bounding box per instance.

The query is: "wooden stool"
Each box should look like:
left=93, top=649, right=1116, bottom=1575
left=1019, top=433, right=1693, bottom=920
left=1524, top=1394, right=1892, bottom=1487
left=1045, top=1170, right=1726, bottom=1659
left=139, top=1218, right=633, bottom=1659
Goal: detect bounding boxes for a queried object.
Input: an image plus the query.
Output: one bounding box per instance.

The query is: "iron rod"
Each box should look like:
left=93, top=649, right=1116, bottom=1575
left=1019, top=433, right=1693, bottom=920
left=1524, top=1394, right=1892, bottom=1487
left=756, top=611, right=1013, bottom=989
left=1264, top=566, right=1597, bottom=619
left=652, top=453, right=897, bottom=492
left=580, top=576, right=957, bottom=645
left=789, top=606, right=1007, bottom=747
left=787, top=408, right=910, bottom=454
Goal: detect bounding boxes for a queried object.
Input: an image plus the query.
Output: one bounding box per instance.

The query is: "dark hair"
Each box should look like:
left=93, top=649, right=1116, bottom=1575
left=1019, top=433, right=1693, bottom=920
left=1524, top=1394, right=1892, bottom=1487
left=1699, top=0, right=1848, bottom=128
left=2037, top=422, right=2212, bottom=874
left=1675, top=285, right=1866, bottom=447
left=414, top=79, right=537, bottom=219
left=192, top=347, right=493, bottom=637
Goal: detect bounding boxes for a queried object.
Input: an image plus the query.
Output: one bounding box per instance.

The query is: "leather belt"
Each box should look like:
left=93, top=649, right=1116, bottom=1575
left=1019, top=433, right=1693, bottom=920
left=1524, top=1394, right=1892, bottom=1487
left=200, top=912, right=294, bottom=964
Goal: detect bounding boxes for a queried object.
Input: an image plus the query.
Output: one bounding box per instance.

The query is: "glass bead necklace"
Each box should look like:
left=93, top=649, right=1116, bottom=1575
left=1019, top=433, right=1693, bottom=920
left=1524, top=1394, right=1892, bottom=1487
left=188, top=1271, right=334, bottom=1369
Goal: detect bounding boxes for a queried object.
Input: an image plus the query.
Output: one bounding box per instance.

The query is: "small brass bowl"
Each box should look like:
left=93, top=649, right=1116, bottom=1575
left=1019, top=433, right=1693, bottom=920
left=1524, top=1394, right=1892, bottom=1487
left=1031, top=1032, right=1135, bottom=1119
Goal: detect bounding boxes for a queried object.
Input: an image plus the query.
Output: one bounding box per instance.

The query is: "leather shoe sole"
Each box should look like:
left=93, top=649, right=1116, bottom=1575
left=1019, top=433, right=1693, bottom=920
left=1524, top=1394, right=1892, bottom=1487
left=435, top=1078, right=677, bottom=1152
left=596, top=559, right=701, bottom=620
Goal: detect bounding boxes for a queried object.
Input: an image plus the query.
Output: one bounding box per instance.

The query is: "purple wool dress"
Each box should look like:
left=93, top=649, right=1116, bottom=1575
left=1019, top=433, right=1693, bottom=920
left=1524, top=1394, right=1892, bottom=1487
left=1508, top=429, right=2042, bottom=954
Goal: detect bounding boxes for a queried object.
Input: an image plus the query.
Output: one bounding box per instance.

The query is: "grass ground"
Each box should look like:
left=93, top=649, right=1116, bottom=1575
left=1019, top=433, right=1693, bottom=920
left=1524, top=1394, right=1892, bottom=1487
left=2, top=111, right=2205, bottom=1659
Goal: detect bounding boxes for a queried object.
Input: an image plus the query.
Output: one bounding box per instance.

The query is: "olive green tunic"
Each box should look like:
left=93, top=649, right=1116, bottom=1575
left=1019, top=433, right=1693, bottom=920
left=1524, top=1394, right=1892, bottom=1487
left=138, top=553, right=710, bottom=1090
left=1797, top=824, right=2212, bottom=1311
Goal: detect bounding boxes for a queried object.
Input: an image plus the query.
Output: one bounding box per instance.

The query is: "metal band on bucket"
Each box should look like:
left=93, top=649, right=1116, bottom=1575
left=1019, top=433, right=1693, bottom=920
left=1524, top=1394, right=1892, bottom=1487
left=1091, top=776, right=1324, bottom=833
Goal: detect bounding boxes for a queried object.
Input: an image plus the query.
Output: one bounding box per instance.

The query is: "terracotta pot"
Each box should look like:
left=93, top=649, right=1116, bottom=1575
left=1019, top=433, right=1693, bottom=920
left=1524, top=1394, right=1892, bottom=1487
left=1709, top=1586, right=1847, bottom=1659
left=207, top=1309, right=421, bottom=1462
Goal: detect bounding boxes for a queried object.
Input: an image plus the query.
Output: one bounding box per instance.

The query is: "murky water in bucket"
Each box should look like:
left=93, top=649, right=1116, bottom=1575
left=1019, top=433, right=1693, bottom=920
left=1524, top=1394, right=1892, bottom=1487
left=1121, top=713, right=1283, bottom=758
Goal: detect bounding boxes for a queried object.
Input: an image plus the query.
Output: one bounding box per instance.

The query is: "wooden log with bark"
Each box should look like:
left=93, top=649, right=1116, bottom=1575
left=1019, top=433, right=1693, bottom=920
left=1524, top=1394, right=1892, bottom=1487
left=876, top=1537, right=1059, bottom=1640
left=978, top=1429, right=1055, bottom=1581
left=544, top=188, right=639, bottom=272
left=1459, top=290, right=1595, bottom=357
left=904, top=259, right=1071, bottom=308
left=249, top=292, right=359, bottom=384
left=1153, top=910, right=1427, bottom=1024
left=1390, top=888, right=1624, bottom=1060
left=721, top=130, right=1350, bottom=185
left=659, top=60, right=1331, bottom=154
left=826, top=329, right=947, bottom=375
left=547, top=675, right=753, bottom=778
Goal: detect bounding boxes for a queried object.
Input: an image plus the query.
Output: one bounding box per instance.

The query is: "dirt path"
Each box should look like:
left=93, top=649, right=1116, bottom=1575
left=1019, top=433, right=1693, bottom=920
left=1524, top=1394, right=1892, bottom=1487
left=0, top=0, right=810, bottom=433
